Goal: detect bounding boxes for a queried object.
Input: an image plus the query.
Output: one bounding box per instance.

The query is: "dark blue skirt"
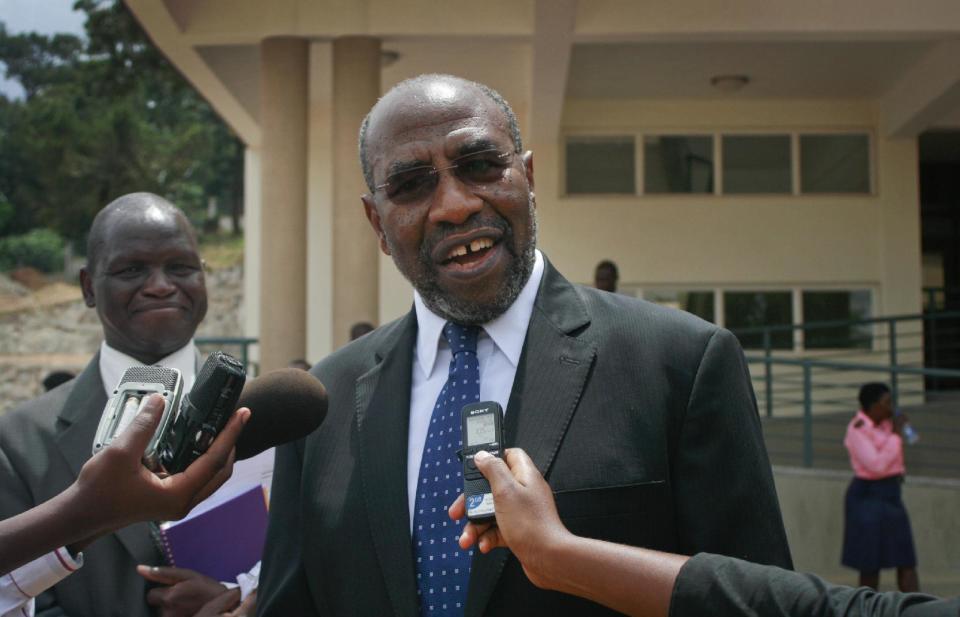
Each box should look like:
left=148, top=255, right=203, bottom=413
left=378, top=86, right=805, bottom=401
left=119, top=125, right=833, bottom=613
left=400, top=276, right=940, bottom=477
left=842, top=476, right=917, bottom=571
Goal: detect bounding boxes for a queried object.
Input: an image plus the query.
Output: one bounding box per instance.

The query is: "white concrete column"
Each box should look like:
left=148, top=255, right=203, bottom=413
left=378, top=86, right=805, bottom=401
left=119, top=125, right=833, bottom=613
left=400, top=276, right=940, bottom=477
left=258, top=37, right=309, bottom=371
left=878, top=137, right=923, bottom=317
left=332, top=36, right=381, bottom=349
left=242, top=146, right=261, bottom=368
left=306, top=42, right=335, bottom=363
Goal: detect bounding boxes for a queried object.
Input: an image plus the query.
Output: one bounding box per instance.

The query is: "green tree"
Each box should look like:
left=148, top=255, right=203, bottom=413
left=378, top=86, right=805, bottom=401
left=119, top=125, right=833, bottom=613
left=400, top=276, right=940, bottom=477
left=0, top=0, right=243, bottom=250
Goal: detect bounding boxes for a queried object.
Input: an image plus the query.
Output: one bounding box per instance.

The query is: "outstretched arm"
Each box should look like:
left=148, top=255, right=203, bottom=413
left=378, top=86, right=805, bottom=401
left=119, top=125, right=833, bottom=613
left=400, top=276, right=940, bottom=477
left=450, top=449, right=958, bottom=617
left=0, top=394, right=249, bottom=575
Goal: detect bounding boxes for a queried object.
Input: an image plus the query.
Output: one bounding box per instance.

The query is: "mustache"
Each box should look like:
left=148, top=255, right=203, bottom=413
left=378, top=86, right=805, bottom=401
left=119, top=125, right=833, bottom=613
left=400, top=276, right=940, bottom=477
left=420, top=214, right=514, bottom=261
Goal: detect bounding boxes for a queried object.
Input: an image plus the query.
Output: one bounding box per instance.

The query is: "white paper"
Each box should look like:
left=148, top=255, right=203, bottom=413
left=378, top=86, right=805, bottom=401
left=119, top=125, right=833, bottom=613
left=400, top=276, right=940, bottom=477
left=166, top=447, right=275, bottom=526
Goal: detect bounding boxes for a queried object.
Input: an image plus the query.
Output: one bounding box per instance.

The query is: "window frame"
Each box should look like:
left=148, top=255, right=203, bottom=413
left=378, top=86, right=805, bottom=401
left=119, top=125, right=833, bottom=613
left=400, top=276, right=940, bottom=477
left=561, top=129, right=875, bottom=198
left=631, top=284, right=876, bottom=352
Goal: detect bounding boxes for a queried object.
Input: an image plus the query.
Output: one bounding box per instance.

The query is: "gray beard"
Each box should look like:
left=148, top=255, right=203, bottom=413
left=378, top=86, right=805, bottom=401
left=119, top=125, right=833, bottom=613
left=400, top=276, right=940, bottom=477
left=389, top=197, right=537, bottom=326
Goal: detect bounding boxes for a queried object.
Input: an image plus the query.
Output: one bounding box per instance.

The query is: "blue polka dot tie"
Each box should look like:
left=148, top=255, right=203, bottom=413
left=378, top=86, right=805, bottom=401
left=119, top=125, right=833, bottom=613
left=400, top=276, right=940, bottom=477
left=412, top=322, right=480, bottom=616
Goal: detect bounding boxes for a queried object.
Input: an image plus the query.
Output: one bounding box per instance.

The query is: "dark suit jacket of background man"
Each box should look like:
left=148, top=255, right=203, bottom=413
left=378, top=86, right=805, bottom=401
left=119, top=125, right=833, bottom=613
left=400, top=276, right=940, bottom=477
left=258, top=257, right=793, bottom=617
left=0, top=354, right=161, bottom=617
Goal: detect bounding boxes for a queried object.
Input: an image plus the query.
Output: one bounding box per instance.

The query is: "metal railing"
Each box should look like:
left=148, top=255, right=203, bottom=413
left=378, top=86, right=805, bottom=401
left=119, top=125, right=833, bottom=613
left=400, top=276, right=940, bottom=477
left=923, top=287, right=960, bottom=312
left=731, top=311, right=960, bottom=418
left=195, top=336, right=258, bottom=372
left=745, top=355, right=960, bottom=470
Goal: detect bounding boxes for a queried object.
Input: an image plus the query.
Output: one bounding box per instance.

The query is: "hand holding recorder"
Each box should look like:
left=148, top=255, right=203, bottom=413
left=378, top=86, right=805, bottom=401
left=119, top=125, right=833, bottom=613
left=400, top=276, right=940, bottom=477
left=449, top=448, right=682, bottom=617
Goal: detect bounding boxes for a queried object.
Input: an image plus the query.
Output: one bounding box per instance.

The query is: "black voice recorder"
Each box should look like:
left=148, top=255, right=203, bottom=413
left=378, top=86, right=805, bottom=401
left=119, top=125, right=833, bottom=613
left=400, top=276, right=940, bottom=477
left=159, top=351, right=246, bottom=473
left=460, top=400, right=504, bottom=521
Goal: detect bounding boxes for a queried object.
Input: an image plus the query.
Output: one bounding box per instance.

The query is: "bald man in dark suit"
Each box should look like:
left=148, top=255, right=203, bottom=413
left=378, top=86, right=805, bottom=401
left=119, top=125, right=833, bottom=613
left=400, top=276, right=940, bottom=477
left=257, top=74, right=792, bottom=617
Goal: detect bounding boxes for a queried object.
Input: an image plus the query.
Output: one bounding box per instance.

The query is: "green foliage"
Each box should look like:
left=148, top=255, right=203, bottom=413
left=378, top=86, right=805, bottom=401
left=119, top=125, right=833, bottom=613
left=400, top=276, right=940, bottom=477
left=0, top=228, right=65, bottom=272
left=0, top=1, right=243, bottom=249
left=0, top=194, right=12, bottom=234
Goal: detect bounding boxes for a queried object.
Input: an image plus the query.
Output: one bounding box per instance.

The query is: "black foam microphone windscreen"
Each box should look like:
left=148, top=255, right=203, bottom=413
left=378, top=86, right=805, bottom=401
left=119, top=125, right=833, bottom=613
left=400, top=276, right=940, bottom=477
left=235, top=368, right=328, bottom=460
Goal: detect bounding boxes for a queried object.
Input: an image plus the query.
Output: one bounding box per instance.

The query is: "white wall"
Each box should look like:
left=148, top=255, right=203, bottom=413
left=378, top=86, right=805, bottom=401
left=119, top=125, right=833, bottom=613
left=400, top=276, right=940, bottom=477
left=527, top=98, right=922, bottom=322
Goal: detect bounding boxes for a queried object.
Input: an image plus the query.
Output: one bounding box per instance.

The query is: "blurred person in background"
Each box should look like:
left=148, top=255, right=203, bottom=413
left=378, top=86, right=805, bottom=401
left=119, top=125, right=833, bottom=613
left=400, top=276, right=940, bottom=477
left=842, top=383, right=919, bottom=592
left=593, top=260, right=618, bottom=293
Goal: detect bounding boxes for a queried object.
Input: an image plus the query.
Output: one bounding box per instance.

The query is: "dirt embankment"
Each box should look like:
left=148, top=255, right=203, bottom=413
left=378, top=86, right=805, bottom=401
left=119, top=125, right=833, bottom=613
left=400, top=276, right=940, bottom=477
left=0, top=265, right=244, bottom=415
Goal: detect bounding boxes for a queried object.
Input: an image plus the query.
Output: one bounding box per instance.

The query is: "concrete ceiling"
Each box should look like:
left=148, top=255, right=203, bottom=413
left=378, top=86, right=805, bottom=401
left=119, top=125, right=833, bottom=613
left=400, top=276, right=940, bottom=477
left=126, top=0, right=960, bottom=139
left=566, top=41, right=933, bottom=99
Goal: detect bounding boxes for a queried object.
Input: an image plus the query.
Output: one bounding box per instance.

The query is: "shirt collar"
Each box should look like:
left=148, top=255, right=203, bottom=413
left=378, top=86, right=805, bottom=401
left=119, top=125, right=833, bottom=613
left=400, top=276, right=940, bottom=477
left=414, top=249, right=545, bottom=379
left=98, top=340, right=199, bottom=395
left=856, top=409, right=888, bottom=429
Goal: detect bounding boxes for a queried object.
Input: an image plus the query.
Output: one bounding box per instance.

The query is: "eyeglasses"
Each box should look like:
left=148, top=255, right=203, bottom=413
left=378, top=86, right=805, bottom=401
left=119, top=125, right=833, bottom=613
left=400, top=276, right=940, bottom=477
left=374, top=148, right=513, bottom=205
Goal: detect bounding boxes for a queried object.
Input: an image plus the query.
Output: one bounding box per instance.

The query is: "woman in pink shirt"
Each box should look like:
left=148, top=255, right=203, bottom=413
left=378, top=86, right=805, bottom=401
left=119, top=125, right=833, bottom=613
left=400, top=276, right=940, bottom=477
left=842, top=382, right=919, bottom=592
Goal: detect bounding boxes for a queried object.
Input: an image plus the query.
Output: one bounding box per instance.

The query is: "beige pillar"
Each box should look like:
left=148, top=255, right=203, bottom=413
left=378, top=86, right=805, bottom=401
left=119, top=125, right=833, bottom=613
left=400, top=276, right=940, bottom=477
left=332, top=36, right=381, bottom=348
left=258, top=38, right=308, bottom=371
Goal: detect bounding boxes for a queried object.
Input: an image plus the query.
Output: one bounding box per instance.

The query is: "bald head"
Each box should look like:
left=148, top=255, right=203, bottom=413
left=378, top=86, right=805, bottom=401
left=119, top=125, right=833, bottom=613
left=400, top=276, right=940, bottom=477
left=358, top=74, right=522, bottom=192
left=80, top=192, right=207, bottom=364
left=86, top=193, right=196, bottom=275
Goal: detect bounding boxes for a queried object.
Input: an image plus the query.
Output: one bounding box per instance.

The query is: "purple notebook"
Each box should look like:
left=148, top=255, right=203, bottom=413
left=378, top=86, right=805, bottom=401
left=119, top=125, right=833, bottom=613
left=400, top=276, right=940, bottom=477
left=157, top=485, right=268, bottom=581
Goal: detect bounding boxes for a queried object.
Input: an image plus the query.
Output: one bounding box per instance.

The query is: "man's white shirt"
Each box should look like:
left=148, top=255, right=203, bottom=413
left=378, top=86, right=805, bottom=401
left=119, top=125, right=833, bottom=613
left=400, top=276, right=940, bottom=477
left=406, top=249, right=544, bottom=529
left=99, top=340, right=199, bottom=395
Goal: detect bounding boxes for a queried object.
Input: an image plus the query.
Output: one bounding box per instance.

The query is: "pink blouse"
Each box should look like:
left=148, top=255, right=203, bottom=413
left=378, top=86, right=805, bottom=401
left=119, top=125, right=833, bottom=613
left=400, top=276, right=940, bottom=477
left=843, top=410, right=905, bottom=480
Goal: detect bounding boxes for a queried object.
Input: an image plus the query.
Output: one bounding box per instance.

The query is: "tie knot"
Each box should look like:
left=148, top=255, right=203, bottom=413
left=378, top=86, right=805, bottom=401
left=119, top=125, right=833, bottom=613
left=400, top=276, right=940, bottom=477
left=444, top=322, right=479, bottom=356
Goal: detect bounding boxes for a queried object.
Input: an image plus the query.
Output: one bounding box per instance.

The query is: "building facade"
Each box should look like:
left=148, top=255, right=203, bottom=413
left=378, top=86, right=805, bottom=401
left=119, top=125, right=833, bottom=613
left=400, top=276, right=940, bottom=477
left=124, top=0, right=960, bottom=370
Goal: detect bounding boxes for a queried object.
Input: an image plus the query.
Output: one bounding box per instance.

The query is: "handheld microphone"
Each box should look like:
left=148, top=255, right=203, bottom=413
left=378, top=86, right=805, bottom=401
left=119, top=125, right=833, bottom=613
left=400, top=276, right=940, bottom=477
left=233, top=368, right=328, bottom=460
left=92, top=366, right=183, bottom=470
left=159, top=352, right=246, bottom=473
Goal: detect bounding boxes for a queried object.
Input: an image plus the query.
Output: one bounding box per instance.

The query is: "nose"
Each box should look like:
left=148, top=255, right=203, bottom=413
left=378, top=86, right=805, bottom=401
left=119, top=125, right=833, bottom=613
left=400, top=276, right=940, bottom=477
left=141, top=267, right=176, bottom=297
left=427, top=169, right=485, bottom=226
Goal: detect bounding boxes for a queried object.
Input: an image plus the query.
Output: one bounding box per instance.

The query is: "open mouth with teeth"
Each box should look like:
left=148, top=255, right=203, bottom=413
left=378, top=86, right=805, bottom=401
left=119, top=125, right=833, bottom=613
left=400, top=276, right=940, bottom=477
left=442, top=237, right=498, bottom=266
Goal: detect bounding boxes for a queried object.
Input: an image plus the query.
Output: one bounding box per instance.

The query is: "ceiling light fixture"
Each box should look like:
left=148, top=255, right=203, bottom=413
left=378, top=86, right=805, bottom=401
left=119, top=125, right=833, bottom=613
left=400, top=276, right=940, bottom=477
left=710, top=74, right=750, bottom=93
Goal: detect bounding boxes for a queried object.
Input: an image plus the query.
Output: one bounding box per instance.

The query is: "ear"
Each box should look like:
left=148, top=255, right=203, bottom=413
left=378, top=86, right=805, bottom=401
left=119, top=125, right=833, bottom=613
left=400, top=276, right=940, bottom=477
left=362, top=195, right=391, bottom=255
left=79, top=267, right=96, bottom=308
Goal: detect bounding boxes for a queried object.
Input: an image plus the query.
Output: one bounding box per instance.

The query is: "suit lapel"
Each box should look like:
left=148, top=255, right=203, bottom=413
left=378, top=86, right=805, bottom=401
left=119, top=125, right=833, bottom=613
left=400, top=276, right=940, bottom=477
left=466, top=260, right=597, bottom=616
left=357, top=312, right=420, bottom=617
left=54, top=353, right=161, bottom=565
left=55, top=355, right=106, bottom=480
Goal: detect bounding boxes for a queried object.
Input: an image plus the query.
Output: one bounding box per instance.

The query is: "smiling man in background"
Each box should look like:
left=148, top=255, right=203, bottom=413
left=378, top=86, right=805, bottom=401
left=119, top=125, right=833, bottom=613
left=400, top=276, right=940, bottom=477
left=0, top=193, right=208, bottom=617
left=258, top=74, right=792, bottom=617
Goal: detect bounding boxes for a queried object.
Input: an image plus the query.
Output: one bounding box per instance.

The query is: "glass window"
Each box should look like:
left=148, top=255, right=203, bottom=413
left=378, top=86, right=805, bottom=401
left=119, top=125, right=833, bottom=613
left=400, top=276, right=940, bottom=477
left=644, top=135, right=713, bottom=194
left=722, top=135, right=791, bottom=194
left=565, top=136, right=635, bottom=194
left=802, top=290, right=872, bottom=349
left=800, top=134, right=870, bottom=194
left=724, top=291, right=794, bottom=349
left=644, top=289, right=715, bottom=323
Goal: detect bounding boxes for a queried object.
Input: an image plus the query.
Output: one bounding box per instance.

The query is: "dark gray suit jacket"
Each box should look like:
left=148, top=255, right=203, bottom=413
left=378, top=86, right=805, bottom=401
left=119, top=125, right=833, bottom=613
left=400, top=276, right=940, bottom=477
left=0, top=355, right=161, bottom=617
left=257, top=259, right=793, bottom=616
left=672, top=553, right=959, bottom=617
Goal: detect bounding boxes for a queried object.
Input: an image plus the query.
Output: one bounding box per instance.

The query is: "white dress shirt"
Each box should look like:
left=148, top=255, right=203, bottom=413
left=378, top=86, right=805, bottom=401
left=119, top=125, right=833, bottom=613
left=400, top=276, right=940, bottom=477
left=406, top=250, right=544, bottom=527
left=98, top=340, right=200, bottom=395
left=1, top=549, right=82, bottom=617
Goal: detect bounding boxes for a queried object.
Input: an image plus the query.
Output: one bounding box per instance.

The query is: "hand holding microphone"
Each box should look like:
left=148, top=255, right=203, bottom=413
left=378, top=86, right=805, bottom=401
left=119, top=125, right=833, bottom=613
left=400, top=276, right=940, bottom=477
left=134, top=368, right=328, bottom=617
left=78, top=393, right=249, bottom=530
left=0, top=396, right=249, bottom=575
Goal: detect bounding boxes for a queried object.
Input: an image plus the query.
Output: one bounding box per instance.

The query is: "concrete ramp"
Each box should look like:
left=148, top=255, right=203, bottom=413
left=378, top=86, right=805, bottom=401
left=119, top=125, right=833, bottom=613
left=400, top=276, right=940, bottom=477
left=774, top=466, right=960, bottom=597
